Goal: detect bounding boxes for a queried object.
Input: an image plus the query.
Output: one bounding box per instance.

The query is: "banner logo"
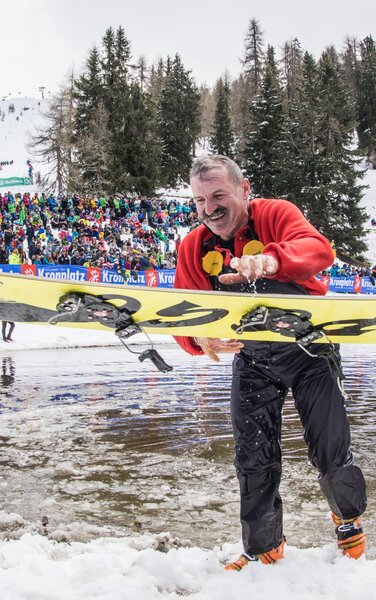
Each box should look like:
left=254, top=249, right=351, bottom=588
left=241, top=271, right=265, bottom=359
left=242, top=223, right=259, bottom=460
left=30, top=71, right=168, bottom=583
left=21, top=264, right=36, bottom=276
left=87, top=267, right=101, bottom=283
left=146, top=270, right=158, bottom=287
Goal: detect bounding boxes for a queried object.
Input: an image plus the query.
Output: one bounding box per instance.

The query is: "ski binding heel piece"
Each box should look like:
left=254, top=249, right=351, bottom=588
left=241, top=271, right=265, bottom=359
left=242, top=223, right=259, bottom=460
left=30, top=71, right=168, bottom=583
left=52, top=292, right=172, bottom=373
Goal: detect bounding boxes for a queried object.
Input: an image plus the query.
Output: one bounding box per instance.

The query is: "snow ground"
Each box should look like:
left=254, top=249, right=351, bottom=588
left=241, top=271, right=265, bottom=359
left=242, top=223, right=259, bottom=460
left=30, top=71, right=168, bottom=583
left=1, top=532, right=375, bottom=600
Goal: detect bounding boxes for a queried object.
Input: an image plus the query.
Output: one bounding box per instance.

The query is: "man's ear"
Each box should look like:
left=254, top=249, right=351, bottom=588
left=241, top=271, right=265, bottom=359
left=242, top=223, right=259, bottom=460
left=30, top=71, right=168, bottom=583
left=242, top=178, right=251, bottom=200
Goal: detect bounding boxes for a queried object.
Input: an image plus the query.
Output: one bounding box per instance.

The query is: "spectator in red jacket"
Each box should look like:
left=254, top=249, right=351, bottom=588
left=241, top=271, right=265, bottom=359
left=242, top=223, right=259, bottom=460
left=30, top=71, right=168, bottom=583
left=174, top=155, right=366, bottom=569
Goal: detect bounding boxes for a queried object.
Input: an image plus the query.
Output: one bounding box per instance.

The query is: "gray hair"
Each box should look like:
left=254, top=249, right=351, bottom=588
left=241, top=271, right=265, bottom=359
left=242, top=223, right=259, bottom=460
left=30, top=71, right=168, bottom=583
left=190, top=155, right=244, bottom=185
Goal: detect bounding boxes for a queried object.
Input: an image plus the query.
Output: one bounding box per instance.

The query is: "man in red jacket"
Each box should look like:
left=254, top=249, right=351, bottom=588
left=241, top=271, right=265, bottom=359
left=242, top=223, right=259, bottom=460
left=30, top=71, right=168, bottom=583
left=174, top=155, right=366, bottom=568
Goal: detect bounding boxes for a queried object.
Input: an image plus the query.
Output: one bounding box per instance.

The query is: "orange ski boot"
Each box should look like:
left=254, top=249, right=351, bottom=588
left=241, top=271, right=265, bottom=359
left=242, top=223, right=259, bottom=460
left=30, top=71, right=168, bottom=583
left=225, top=538, right=285, bottom=571
left=332, top=513, right=366, bottom=559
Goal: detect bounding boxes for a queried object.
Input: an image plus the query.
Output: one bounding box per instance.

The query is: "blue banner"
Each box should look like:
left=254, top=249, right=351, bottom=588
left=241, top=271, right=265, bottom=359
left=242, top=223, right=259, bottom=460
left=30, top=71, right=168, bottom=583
left=360, top=278, right=376, bottom=294
left=316, top=275, right=376, bottom=294
left=328, top=276, right=355, bottom=293
left=0, top=265, right=22, bottom=274
left=0, top=265, right=374, bottom=293
left=36, top=265, right=87, bottom=281
left=126, top=269, right=176, bottom=288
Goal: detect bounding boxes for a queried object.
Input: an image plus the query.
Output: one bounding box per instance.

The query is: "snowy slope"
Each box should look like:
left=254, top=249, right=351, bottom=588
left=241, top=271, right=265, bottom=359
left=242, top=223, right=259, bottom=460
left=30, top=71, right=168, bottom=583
left=0, top=95, right=48, bottom=193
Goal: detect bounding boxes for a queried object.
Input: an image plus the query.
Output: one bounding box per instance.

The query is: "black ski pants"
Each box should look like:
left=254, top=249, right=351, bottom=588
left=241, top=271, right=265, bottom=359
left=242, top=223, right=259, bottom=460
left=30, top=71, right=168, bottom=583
left=230, top=341, right=367, bottom=556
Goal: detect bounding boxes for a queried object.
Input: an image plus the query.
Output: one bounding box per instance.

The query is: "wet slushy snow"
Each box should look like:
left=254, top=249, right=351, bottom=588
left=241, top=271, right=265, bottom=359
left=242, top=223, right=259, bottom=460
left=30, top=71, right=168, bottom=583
left=0, top=324, right=376, bottom=599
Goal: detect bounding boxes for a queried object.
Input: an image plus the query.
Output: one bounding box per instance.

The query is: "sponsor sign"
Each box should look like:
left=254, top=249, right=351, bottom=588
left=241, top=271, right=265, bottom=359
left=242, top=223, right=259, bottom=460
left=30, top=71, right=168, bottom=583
left=36, top=265, right=87, bottom=281
left=101, top=269, right=126, bottom=285
left=157, top=270, right=176, bottom=288
left=0, top=264, right=21, bottom=274
left=126, top=269, right=175, bottom=288
left=361, top=278, right=376, bottom=294
left=353, top=276, right=362, bottom=294
left=21, top=264, right=36, bottom=276
left=0, top=177, right=32, bottom=187
left=87, top=267, right=101, bottom=283
left=0, top=265, right=373, bottom=293
left=146, top=271, right=158, bottom=287
left=316, top=275, right=375, bottom=294
left=327, top=276, right=354, bottom=293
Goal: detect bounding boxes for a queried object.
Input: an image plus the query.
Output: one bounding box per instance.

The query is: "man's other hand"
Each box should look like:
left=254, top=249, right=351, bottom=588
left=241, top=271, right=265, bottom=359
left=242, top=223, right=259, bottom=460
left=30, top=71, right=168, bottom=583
left=194, top=337, right=244, bottom=362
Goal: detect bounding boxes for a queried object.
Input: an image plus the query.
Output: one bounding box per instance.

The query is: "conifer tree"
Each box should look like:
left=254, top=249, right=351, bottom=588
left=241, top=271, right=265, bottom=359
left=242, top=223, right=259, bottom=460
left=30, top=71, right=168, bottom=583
left=230, top=74, right=251, bottom=160
left=148, top=58, right=165, bottom=105
left=73, top=25, right=161, bottom=194
left=74, top=46, right=104, bottom=136
left=136, top=55, right=148, bottom=92
left=101, top=26, right=132, bottom=133
left=75, top=100, right=112, bottom=193
left=357, top=35, right=376, bottom=167
left=341, top=36, right=361, bottom=106
left=316, top=50, right=367, bottom=256
left=242, top=18, right=264, bottom=96
left=234, top=19, right=265, bottom=157
left=294, top=51, right=367, bottom=258
left=116, top=81, right=160, bottom=194
left=281, top=38, right=303, bottom=103
left=210, top=75, right=234, bottom=157
left=100, top=26, right=143, bottom=193
left=199, top=84, right=215, bottom=151
left=289, top=52, right=321, bottom=210
left=243, top=46, right=295, bottom=197
left=157, top=54, right=200, bottom=188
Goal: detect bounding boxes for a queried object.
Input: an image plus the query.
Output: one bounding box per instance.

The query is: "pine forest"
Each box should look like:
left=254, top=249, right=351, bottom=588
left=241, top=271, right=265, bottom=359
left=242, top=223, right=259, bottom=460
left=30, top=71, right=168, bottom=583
left=28, top=20, right=376, bottom=260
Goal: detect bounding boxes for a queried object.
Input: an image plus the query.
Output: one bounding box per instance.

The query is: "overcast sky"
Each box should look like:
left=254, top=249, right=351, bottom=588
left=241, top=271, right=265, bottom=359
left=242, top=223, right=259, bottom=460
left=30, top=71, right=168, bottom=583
left=1, top=0, right=375, bottom=99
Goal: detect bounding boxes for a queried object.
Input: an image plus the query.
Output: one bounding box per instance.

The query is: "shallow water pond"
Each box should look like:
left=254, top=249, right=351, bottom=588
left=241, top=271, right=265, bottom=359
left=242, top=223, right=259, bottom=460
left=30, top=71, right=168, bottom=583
left=0, top=343, right=375, bottom=556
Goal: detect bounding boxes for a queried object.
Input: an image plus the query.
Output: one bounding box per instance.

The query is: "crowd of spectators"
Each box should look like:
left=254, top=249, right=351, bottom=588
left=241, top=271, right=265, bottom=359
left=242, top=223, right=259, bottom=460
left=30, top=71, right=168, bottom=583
left=325, top=263, right=375, bottom=279
left=0, top=189, right=374, bottom=284
left=0, top=190, right=200, bottom=280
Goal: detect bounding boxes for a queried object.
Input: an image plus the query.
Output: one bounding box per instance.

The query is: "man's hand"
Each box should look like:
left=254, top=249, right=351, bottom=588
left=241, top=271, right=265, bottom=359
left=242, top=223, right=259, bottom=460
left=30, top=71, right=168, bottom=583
left=194, top=337, right=244, bottom=362
left=218, top=254, right=278, bottom=285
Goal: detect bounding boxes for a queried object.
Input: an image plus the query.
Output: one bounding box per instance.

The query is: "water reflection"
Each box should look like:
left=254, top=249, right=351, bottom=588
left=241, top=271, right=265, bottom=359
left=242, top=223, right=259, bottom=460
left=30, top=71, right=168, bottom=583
left=0, top=344, right=375, bottom=557
left=1, top=357, right=15, bottom=388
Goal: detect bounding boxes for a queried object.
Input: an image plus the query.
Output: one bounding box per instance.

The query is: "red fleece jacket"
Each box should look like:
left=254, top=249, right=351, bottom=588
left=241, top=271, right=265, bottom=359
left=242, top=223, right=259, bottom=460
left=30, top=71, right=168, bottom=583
left=173, top=198, right=335, bottom=355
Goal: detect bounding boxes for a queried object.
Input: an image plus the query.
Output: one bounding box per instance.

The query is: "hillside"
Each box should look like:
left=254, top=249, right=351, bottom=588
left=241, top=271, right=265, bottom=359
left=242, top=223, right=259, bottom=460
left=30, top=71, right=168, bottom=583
left=0, top=95, right=375, bottom=264
left=0, top=95, right=48, bottom=193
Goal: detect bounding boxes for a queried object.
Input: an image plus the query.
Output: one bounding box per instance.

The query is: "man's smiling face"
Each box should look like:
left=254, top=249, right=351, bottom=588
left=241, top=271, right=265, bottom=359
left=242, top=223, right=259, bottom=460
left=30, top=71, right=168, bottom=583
left=191, top=165, right=250, bottom=241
